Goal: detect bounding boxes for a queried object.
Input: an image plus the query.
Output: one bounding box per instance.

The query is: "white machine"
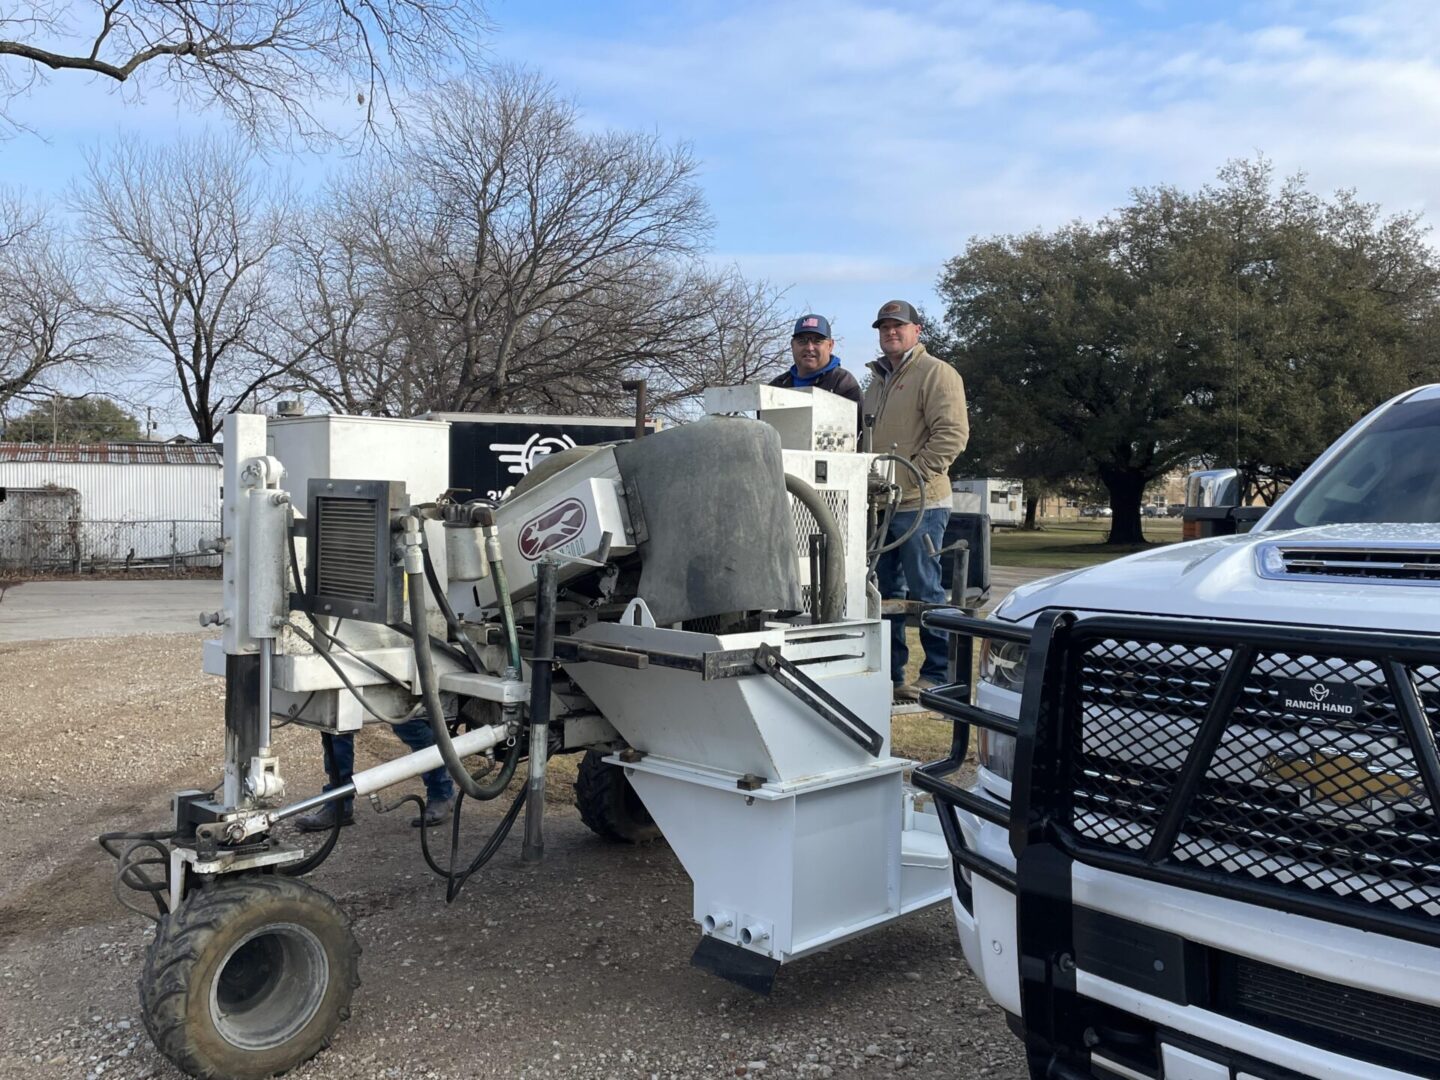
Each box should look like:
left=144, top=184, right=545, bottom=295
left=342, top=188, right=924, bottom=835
left=103, top=384, right=955, bottom=1080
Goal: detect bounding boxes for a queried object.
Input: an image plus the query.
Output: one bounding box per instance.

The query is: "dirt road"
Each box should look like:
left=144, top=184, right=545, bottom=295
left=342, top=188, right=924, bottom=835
left=0, top=633, right=1029, bottom=1080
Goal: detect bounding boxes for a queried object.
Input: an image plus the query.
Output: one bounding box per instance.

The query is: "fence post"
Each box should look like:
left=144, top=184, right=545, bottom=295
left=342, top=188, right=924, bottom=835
left=171, top=520, right=178, bottom=574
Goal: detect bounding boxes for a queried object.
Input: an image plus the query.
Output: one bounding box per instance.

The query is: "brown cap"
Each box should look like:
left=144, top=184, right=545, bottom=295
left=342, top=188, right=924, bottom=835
left=872, top=300, right=920, bottom=328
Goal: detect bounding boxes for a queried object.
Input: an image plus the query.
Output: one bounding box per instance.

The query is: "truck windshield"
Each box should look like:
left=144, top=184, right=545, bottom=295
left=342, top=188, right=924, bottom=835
left=1266, top=394, right=1440, bottom=529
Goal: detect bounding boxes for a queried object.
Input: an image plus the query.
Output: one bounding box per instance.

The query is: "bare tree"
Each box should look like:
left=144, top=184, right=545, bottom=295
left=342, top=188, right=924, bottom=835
left=283, top=69, right=789, bottom=420
left=0, top=192, right=112, bottom=413
left=0, top=0, right=490, bottom=144
left=74, top=135, right=292, bottom=440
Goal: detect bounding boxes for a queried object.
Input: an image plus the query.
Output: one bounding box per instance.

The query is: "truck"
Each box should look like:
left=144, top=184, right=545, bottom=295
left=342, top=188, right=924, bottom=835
left=914, top=383, right=1440, bottom=1080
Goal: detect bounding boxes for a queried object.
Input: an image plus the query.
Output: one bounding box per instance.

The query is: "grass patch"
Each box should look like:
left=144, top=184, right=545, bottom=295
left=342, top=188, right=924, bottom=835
left=991, top=518, right=1183, bottom=570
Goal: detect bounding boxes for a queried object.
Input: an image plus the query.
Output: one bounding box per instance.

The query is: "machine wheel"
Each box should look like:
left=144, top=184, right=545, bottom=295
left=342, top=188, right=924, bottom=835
left=139, top=874, right=360, bottom=1080
left=575, top=749, right=662, bottom=845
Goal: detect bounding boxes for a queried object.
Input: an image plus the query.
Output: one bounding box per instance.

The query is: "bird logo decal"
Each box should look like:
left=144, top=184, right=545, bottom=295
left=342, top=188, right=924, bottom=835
left=517, top=498, right=588, bottom=560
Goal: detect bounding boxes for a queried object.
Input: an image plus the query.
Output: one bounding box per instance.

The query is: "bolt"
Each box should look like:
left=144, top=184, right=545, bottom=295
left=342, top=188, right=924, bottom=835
left=269, top=492, right=290, bottom=506
left=1057, top=953, right=1076, bottom=974
left=269, top=615, right=287, bottom=629
left=991, top=940, right=1003, bottom=955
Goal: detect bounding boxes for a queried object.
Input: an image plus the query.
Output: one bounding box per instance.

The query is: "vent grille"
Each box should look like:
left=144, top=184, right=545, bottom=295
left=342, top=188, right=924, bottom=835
left=1264, top=544, right=1440, bottom=584
left=315, top=496, right=380, bottom=604
left=1218, top=954, right=1440, bottom=1073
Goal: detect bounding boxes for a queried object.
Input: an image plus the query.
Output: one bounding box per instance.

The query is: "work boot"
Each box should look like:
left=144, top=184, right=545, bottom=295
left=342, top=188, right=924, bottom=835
left=412, top=795, right=455, bottom=828
left=294, top=802, right=354, bottom=832
left=893, top=681, right=920, bottom=704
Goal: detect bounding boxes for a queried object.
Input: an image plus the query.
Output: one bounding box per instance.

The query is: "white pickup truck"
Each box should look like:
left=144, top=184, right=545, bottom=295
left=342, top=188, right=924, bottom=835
left=914, top=384, right=1440, bottom=1080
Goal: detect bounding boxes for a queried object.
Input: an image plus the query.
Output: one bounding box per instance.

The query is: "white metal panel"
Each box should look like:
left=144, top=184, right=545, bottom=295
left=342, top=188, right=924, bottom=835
left=0, top=460, right=221, bottom=521
left=569, top=619, right=889, bottom=783
left=1159, top=1046, right=1228, bottom=1080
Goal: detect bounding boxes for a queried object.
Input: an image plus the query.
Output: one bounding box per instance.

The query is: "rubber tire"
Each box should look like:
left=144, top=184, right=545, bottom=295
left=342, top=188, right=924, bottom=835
left=575, top=749, right=663, bottom=845
left=139, top=874, right=361, bottom=1080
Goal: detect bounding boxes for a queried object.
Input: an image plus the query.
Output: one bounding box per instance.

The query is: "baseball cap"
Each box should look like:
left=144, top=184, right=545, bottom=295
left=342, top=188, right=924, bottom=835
left=791, top=313, right=832, bottom=338
left=871, top=300, right=920, bottom=328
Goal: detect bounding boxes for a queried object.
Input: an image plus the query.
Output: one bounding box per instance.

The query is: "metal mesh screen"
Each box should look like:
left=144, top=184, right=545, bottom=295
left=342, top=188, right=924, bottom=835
left=789, top=490, right=849, bottom=555
left=1071, top=635, right=1440, bottom=921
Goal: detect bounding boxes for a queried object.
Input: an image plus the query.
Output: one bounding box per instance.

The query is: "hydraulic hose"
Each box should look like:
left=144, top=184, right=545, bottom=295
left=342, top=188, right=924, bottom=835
left=407, top=564, right=522, bottom=800
left=867, top=452, right=929, bottom=560
left=478, top=508, right=523, bottom=673
left=785, top=472, right=847, bottom=623
left=522, top=558, right=557, bottom=862
left=403, top=515, right=523, bottom=801
left=420, top=530, right=485, bottom=673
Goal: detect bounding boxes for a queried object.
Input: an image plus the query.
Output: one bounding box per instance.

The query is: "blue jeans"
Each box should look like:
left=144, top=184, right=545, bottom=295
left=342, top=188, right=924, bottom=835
left=876, top=507, right=952, bottom=685
left=321, top=716, right=454, bottom=810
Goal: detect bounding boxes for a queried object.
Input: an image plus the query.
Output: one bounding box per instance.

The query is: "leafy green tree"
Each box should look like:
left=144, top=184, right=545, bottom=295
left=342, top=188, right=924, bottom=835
left=6, top=395, right=141, bottom=442
left=940, top=159, right=1440, bottom=544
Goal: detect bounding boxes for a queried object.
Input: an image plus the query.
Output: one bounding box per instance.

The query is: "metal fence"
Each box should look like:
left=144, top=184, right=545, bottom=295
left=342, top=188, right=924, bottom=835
left=0, top=518, right=222, bottom=572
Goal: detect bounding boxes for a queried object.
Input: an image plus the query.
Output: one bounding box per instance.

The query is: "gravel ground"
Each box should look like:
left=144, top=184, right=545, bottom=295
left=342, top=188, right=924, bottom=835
left=0, top=633, right=1028, bottom=1080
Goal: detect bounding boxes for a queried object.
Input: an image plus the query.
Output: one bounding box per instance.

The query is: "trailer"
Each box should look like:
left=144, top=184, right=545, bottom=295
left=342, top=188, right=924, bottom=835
left=951, top=477, right=1024, bottom=527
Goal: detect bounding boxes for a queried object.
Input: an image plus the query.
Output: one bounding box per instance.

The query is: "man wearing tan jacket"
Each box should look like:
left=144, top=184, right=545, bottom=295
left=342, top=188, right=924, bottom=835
left=862, top=300, right=969, bottom=702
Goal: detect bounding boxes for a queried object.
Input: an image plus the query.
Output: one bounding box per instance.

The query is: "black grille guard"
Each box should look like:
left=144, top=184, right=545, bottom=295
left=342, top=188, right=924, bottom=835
left=913, top=607, right=1440, bottom=1076
left=915, top=613, right=1440, bottom=950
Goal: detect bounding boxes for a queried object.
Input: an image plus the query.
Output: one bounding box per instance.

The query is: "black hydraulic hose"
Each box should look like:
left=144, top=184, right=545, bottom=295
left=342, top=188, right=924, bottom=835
left=98, top=830, right=177, bottom=921
left=472, top=506, right=522, bottom=672
left=445, top=785, right=528, bottom=901
left=420, top=530, right=486, bottom=673
left=387, top=621, right=471, bottom=667
left=287, top=622, right=424, bottom=725
left=867, top=453, right=929, bottom=559
left=279, top=808, right=343, bottom=877
left=408, top=566, right=521, bottom=801
left=523, top=559, right=557, bottom=862
left=785, top=472, right=847, bottom=623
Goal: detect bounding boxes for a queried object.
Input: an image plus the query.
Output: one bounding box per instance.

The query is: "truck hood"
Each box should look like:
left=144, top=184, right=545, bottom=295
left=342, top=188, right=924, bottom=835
left=995, top=523, right=1440, bottom=633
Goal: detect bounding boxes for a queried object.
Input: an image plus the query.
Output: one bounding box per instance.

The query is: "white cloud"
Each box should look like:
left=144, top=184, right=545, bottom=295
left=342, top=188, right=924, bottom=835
left=8, top=0, right=1440, bottom=392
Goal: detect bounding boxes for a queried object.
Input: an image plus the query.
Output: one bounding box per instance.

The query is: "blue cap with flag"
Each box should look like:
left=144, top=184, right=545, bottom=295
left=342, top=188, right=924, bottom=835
left=791, top=313, right=831, bottom=338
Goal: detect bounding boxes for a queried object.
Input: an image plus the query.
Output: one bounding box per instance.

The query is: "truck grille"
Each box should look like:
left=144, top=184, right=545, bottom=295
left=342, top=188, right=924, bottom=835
left=1260, top=542, right=1440, bottom=584
left=1072, top=636, right=1440, bottom=921
left=1217, top=954, right=1440, bottom=1074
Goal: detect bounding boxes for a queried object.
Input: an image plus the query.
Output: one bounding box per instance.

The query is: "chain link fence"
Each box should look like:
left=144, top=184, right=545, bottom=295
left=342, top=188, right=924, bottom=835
left=0, top=518, right=222, bottom=573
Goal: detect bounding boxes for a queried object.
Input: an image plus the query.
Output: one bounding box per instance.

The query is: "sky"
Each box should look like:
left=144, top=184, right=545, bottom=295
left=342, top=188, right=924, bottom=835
left=4, top=0, right=1440, bottom=432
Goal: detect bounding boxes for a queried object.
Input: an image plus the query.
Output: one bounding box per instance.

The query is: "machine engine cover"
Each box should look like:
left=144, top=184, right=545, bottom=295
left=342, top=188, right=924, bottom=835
left=612, top=416, right=801, bottom=625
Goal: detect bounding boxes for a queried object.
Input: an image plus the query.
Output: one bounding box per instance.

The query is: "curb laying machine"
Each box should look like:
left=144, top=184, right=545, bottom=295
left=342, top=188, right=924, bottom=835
left=102, top=385, right=961, bottom=1079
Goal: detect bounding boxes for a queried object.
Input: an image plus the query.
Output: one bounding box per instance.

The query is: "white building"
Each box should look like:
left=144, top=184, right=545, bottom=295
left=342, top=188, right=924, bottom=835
left=0, top=442, right=221, bottom=568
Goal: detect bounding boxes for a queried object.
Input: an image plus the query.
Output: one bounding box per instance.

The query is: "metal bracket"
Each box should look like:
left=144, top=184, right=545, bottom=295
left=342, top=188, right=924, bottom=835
left=621, top=596, right=657, bottom=627
left=753, top=643, right=883, bottom=757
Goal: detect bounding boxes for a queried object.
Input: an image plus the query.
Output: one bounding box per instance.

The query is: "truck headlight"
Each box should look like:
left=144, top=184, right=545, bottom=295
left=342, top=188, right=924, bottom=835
left=979, top=637, right=1027, bottom=692
left=977, top=728, right=1016, bottom=782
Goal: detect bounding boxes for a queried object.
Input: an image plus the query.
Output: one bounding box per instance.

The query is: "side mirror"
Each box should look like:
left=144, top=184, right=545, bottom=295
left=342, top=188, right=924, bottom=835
left=1185, top=468, right=1240, bottom=509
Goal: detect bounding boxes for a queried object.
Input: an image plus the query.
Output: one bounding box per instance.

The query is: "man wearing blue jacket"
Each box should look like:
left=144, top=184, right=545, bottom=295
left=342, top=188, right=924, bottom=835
left=769, top=313, right=863, bottom=407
